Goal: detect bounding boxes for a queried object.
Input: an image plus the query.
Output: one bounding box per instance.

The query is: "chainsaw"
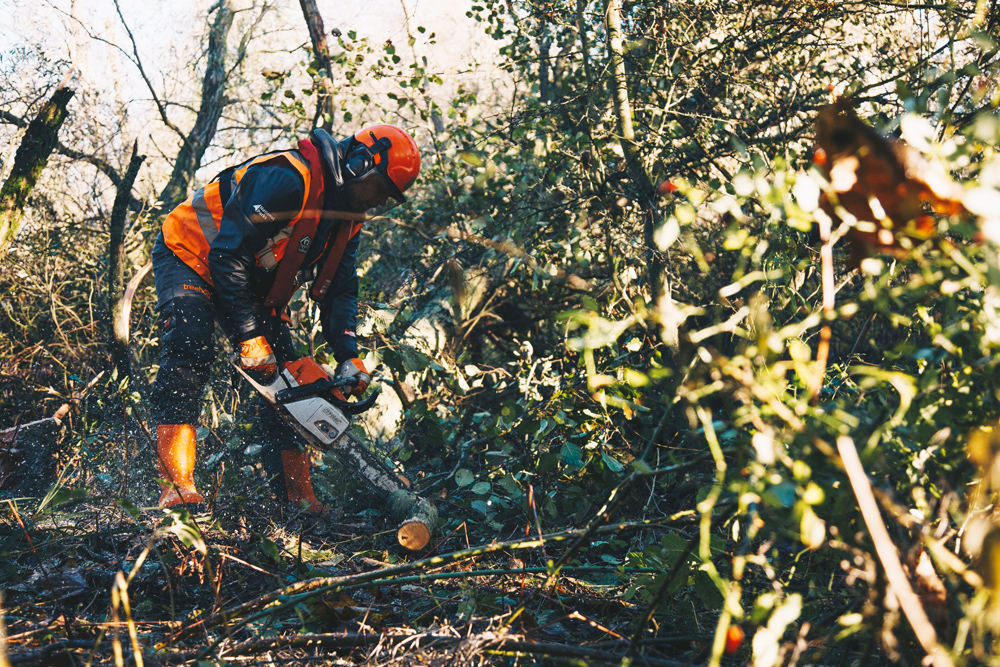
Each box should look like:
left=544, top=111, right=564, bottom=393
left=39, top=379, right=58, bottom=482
left=233, top=356, right=437, bottom=551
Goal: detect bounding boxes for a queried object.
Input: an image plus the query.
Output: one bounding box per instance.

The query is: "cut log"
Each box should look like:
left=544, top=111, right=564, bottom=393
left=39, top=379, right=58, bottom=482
left=237, top=338, right=438, bottom=551
left=390, top=489, right=438, bottom=551
left=328, top=433, right=438, bottom=551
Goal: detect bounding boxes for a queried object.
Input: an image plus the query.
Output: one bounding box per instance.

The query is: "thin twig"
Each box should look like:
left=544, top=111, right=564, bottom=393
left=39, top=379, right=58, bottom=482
left=178, top=512, right=700, bottom=649
left=5, top=502, right=74, bottom=639
left=848, top=311, right=876, bottom=360
left=810, top=210, right=835, bottom=403
left=111, top=0, right=188, bottom=142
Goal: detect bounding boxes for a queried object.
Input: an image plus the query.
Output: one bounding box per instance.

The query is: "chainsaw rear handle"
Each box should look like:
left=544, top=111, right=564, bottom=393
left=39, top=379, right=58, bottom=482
left=275, top=376, right=380, bottom=415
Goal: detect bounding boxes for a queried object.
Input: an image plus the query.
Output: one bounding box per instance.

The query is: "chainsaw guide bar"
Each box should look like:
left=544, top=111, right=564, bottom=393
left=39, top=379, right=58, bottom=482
left=234, top=358, right=437, bottom=550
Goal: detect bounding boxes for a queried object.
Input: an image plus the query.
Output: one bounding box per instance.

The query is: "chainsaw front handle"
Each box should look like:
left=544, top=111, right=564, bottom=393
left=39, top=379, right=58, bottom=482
left=329, top=390, right=380, bottom=415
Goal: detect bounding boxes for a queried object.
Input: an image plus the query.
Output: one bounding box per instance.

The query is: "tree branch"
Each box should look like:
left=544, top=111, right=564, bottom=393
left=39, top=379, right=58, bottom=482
left=111, top=0, right=188, bottom=144
left=298, top=0, right=336, bottom=129
left=156, top=0, right=236, bottom=212
left=0, top=80, right=74, bottom=256
left=836, top=435, right=954, bottom=667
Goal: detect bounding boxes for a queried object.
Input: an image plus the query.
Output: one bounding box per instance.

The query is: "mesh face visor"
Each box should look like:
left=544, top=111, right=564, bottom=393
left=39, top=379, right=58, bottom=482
left=346, top=134, right=407, bottom=204
left=365, top=198, right=402, bottom=218
left=347, top=169, right=403, bottom=217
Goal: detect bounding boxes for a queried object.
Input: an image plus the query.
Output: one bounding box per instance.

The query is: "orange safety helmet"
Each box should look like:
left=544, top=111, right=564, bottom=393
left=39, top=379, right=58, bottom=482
left=343, top=124, right=420, bottom=203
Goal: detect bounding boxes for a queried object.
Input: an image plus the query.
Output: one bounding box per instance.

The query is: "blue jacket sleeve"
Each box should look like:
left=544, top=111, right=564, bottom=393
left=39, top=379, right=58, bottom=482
left=208, top=160, right=305, bottom=343
left=318, top=229, right=361, bottom=362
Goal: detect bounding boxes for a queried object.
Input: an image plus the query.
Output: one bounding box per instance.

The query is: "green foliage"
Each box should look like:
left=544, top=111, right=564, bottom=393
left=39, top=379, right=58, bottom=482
left=7, top=0, right=1000, bottom=664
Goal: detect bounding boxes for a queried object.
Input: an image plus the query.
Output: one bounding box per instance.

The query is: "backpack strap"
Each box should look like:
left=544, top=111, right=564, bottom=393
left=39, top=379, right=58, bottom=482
left=263, top=139, right=325, bottom=309
left=310, top=219, right=362, bottom=302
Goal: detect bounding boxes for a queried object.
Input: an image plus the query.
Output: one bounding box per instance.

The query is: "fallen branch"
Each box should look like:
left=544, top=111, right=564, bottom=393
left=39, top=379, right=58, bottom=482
left=8, top=639, right=101, bottom=665
left=174, top=513, right=700, bottom=647
left=0, top=372, right=103, bottom=492
left=161, top=631, right=696, bottom=666
left=836, top=435, right=953, bottom=667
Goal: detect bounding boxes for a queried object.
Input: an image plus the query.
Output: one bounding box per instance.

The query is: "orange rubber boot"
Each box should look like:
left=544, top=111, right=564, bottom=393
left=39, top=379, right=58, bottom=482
left=156, top=424, right=206, bottom=508
left=280, top=449, right=325, bottom=514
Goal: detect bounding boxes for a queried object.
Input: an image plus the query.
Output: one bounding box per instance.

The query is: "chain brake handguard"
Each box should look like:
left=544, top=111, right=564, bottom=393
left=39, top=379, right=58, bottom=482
left=232, top=358, right=353, bottom=447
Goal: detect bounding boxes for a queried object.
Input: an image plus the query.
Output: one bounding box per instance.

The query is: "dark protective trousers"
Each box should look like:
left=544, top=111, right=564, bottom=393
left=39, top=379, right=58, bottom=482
left=149, top=232, right=304, bottom=501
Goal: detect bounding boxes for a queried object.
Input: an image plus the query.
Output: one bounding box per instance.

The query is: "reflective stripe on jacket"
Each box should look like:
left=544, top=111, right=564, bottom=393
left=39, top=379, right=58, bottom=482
left=162, top=151, right=314, bottom=285
left=159, top=149, right=363, bottom=361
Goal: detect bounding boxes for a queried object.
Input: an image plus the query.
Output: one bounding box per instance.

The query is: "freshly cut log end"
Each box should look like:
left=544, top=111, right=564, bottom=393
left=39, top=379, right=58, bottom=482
left=398, top=520, right=431, bottom=551
left=390, top=489, right=438, bottom=551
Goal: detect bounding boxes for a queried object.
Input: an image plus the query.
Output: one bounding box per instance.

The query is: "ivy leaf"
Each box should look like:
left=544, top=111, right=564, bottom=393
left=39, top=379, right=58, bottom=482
left=692, top=570, right=723, bottom=609
left=659, top=534, right=689, bottom=566
left=260, top=538, right=282, bottom=564
left=163, top=509, right=206, bottom=554
left=498, top=474, right=521, bottom=497
left=459, top=152, right=484, bottom=167
left=116, top=498, right=140, bottom=519
left=45, top=487, right=87, bottom=509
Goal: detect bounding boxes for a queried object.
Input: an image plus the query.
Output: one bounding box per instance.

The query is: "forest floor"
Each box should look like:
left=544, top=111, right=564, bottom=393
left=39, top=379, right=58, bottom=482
left=1, top=482, right=713, bottom=666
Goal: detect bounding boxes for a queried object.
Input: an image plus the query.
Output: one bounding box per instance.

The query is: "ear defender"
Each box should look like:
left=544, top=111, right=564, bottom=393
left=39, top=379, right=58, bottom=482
left=344, top=125, right=420, bottom=202
left=309, top=127, right=345, bottom=188
left=343, top=132, right=393, bottom=180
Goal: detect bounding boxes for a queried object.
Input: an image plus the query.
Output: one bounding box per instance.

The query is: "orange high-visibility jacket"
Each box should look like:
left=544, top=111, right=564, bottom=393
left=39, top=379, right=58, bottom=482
left=160, top=148, right=362, bottom=359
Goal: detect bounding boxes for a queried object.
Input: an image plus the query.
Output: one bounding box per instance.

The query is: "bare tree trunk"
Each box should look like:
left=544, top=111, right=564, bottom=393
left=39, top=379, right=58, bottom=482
left=298, top=0, right=336, bottom=130
left=604, top=0, right=663, bottom=298
left=108, top=141, right=145, bottom=378
left=0, top=82, right=74, bottom=256
left=157, top=0, right=235, bottom=212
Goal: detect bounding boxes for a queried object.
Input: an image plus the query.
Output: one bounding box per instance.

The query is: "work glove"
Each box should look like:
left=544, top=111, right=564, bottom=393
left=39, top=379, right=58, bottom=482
left=239, top=335, right=277, bottom=384
left=337, top=358, right=370, bottom=397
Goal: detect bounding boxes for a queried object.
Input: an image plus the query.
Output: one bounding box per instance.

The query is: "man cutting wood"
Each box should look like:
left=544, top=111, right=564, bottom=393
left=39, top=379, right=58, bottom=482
left=149, top=125, right=420, bottom=513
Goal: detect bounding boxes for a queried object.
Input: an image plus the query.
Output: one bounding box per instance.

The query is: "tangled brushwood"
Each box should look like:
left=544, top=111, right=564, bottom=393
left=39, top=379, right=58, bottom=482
left=5, top=1, right=1000, bottom=665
